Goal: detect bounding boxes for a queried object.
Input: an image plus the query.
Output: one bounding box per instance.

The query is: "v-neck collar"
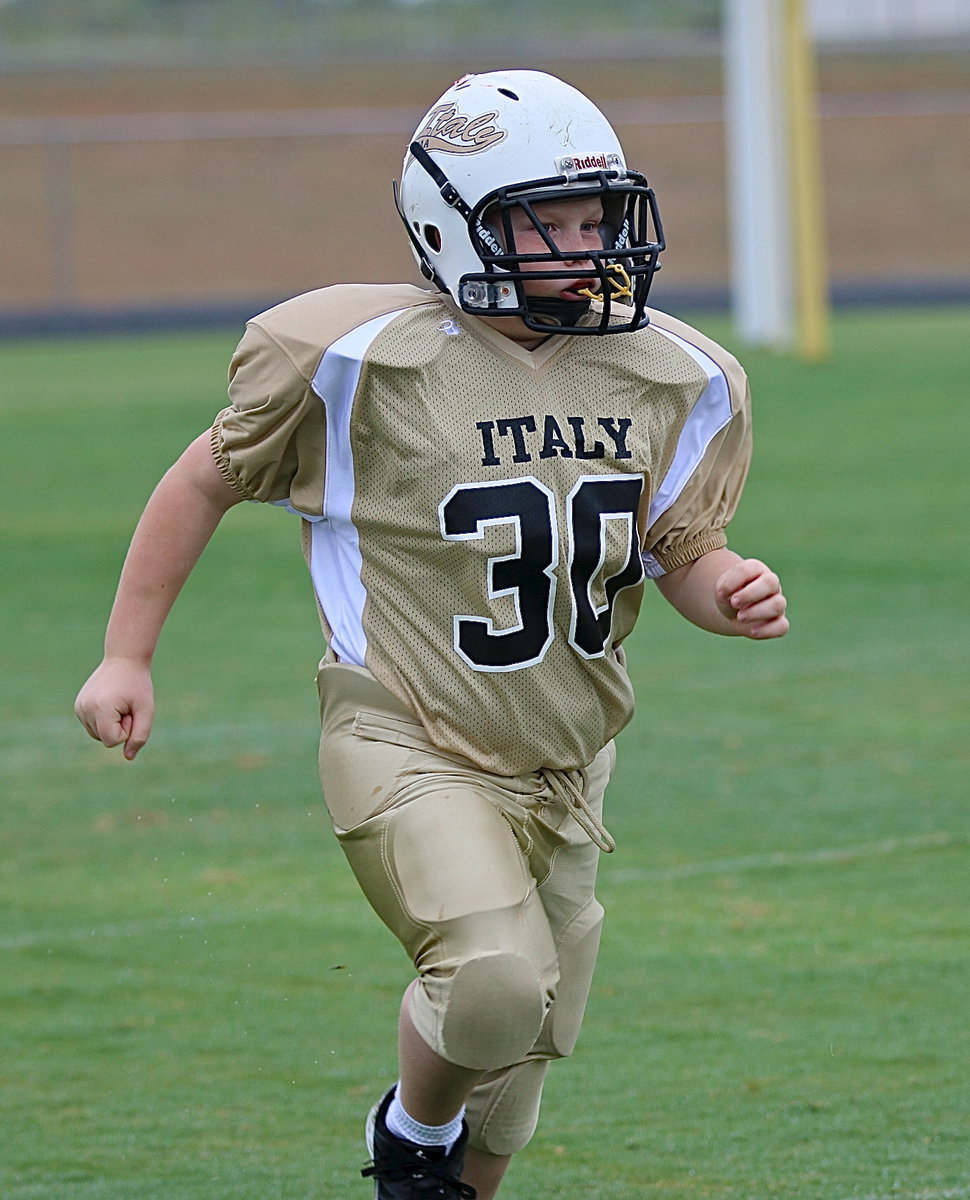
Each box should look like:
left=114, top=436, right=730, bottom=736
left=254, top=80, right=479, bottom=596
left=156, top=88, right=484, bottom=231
left=439, top=295, right=575, bottom=370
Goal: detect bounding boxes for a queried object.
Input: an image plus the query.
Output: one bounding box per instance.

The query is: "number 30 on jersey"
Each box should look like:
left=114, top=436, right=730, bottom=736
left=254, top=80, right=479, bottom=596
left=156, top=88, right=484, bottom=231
left=439, top=475, right=645, bottom=672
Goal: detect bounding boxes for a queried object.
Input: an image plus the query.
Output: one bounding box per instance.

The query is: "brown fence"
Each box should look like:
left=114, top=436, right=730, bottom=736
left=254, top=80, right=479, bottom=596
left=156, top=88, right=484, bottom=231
left=2, top=62, right=969, bottom=326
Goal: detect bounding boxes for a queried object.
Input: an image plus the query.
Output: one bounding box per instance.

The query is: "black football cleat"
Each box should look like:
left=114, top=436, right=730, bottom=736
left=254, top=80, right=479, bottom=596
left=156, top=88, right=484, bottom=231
left=362, top=1087, right=477, bottom=1198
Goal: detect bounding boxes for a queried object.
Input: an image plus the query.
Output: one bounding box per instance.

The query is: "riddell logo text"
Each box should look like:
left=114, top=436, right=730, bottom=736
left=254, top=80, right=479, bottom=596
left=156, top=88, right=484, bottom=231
left=557, top=153, right=622, bottom=173
left=415, top=104, right=508, bottom=155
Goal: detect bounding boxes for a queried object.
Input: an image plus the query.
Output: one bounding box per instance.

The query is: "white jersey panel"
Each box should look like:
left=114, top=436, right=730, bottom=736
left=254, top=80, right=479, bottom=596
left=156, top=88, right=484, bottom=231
left=307, top=309, right=406, bottom=666
left=640, top=327, right=733, bottom=579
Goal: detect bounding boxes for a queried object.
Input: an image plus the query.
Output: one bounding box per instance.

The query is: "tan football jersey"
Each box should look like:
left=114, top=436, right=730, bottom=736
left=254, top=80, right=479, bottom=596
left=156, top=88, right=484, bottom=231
left=212, top=283, right=751, bottom=775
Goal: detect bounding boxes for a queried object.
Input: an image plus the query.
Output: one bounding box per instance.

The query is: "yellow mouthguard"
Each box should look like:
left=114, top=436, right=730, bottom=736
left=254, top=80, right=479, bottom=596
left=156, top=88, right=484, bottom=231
left=579, top=262, right=634, bottom=303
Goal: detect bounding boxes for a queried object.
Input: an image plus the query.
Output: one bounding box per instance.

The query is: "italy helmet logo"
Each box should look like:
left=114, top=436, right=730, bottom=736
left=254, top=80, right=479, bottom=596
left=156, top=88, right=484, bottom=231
left=414, top=103, right=508, bottom=155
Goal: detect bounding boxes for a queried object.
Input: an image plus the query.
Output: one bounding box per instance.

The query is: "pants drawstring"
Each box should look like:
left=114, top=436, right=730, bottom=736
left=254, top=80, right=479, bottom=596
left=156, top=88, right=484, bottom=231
left=540, top=767, right=616, bottom=854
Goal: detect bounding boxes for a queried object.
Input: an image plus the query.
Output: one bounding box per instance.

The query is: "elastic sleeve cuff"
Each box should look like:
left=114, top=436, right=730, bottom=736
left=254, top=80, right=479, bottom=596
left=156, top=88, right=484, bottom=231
left=643, top=529, right=727, bottom=578
left=209, top=412, right=260, bottom=502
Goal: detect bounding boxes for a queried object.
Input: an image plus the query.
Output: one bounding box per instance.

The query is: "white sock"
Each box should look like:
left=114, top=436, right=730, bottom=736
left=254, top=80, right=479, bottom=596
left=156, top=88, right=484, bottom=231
left=386, top=1086, right=465, bottom=1154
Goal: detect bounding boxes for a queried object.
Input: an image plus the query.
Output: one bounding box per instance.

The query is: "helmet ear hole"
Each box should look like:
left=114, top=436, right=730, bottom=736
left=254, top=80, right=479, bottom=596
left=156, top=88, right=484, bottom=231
left=423, top=224, right=442, bottom=253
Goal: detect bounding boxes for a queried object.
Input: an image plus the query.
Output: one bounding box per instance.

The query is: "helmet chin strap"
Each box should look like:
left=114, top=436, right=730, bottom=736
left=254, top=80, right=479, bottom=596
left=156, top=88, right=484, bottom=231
left=524, top=294, right=592, bottom=326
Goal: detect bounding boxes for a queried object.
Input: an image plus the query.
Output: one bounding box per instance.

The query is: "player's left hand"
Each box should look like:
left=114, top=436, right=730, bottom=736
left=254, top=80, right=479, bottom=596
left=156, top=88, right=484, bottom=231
left=715, top=558, right=789, bottom=639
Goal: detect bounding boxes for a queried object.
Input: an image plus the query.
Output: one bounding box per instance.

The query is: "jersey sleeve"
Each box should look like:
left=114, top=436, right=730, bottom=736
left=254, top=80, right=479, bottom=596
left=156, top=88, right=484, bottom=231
left=642, top=371, right=752, bottom=577
left=210, top=321, right=327, bottom=514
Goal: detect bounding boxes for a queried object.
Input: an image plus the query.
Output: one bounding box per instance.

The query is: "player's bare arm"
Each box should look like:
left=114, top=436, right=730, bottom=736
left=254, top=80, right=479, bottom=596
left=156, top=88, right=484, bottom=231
left=74, top=432, right=242, bottom=760
left=655, top=548, right=789, bottom=640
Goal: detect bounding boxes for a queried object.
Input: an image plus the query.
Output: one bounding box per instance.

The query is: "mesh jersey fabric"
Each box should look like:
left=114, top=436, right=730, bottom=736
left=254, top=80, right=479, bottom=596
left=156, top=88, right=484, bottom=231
left=212, top=283, right=751, bottom=774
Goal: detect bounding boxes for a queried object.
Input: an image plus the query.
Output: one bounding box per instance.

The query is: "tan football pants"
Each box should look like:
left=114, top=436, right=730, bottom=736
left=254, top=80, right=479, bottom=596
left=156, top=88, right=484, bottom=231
left=316, top=663, right=612, bottom=1156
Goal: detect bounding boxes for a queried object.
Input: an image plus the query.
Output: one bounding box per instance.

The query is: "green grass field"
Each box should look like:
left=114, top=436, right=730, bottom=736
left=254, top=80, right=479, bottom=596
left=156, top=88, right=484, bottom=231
left=2, top=309, right=968, bottom=1199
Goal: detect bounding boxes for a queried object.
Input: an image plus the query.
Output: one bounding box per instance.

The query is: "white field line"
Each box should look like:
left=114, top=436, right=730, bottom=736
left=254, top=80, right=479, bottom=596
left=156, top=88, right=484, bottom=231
left=1, top=831, right=959, bottom=951
left=605, top=830, right=958, bottom=883
left=841, top=1190, right=970, bottom=1200
left=0, top=911, right=246, bottom=951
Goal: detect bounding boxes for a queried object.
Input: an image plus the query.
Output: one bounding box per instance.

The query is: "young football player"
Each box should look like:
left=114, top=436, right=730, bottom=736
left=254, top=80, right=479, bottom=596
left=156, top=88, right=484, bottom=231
left=75, top=70, right=789, bottom=1199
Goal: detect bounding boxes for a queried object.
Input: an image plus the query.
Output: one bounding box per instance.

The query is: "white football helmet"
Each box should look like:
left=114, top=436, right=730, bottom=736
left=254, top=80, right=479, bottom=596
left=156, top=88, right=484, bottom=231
left=394, top=69, right=665, bottom=335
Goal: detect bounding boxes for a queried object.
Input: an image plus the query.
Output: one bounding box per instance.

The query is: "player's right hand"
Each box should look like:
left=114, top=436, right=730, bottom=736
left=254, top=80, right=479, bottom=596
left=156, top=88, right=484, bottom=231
left=74, top=658, right=155, bottom=761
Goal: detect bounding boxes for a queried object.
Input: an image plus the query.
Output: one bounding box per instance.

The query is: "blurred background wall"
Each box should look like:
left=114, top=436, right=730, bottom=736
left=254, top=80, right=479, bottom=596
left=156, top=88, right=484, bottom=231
left=0, top=0, right=968, bottom=333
